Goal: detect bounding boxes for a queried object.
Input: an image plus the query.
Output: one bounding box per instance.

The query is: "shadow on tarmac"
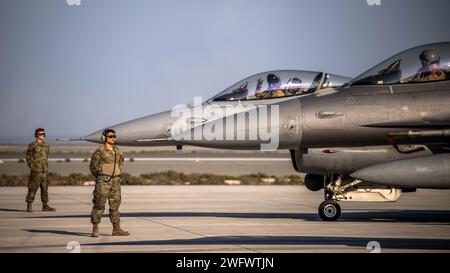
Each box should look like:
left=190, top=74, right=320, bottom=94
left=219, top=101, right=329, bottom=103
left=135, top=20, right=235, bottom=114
left=79, top=235, right=450, bottom=250
left=0, top=208, right=25, bottom=212
left=23, top=229, right=92, bottom=237
left=26, top=210, right=450, bottom=223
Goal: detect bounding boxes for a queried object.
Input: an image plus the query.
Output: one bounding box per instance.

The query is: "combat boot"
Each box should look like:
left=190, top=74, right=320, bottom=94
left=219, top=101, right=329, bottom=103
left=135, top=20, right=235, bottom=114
left=91, top=224, right=99, bottom=237
left=26, top=202, right=33, bottom=212
left=112, top=223, right=130, bottom=236
left=42, top=202, right=56, bottom=212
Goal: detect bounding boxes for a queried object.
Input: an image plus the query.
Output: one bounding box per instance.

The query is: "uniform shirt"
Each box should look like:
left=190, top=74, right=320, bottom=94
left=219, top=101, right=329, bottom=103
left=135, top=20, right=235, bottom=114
left=411, top=69, right=447, bottom=82
left=255, top=89, right=286, bottom=98
left=90, top=144, right=124, bottom=177
left=26, top=140, right=49, bottom=173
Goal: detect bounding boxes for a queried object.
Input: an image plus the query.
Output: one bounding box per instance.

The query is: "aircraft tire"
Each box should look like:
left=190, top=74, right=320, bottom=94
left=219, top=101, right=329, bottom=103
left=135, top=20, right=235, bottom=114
left=319, top=200, right=341, bottom=221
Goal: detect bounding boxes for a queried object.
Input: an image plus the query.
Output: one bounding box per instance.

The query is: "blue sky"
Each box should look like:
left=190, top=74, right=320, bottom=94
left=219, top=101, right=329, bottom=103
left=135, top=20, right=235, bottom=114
left=1, top=0, right=449, bottom=143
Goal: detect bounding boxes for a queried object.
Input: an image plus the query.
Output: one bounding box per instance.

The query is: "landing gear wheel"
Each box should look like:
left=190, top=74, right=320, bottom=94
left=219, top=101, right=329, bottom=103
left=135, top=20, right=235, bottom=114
left=319, top=200, right=341, bottom=221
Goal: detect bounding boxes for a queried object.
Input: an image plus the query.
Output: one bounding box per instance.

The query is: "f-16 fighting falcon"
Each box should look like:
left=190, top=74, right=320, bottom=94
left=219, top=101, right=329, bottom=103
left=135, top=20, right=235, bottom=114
left=61, top=42, right=450, bottom=220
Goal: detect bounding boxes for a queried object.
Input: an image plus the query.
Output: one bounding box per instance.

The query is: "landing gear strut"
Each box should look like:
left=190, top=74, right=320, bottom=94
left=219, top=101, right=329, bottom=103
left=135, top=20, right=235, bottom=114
left=317, top=174, right=362, bottom=221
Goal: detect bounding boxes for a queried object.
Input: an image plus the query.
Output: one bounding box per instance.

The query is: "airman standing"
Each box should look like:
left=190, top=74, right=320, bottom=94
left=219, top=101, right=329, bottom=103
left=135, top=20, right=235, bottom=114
left=25, top=128, right=56, bottom=212
left=89, top=129, right=129, bottom=237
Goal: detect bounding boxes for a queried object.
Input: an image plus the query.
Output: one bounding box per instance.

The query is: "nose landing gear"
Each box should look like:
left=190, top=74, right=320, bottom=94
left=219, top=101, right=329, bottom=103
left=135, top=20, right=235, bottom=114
left=317, top=175, right=362, bottom=221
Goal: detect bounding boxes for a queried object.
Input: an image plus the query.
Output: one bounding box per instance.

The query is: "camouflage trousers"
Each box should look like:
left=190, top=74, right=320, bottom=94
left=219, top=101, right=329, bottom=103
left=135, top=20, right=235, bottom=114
left=91, top=176, right=122, bottom=224
left=26, top=171, right=49, bottom=203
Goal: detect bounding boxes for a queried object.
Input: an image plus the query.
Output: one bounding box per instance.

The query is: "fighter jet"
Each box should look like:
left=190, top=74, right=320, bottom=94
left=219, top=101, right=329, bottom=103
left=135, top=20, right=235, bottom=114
left=63, top=42, right=450, bottom=221
left=169, top=42, right=450, bottom=220
left=65, top=69, right=350, bottom=147
left=171, top=41, right=450, bottom=220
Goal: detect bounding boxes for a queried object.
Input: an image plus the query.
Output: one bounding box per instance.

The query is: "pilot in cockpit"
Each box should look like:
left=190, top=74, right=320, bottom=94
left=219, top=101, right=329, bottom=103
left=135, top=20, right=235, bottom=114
left=284, top=77, right=303, bottom=96
left=410, top=49, right=447, bottom=82
left=255, top=73, right=286, bottom=98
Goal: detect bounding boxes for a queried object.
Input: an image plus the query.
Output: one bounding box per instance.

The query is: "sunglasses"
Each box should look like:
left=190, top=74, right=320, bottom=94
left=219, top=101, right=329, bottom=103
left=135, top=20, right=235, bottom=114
left=106, top=135, right=116, bottom=139
left=38, top=133, right=46, bottom=136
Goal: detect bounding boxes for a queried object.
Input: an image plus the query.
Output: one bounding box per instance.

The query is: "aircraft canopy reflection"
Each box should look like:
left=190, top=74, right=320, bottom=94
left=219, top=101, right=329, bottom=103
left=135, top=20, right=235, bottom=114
left=209, top=70, right=350, bottom=102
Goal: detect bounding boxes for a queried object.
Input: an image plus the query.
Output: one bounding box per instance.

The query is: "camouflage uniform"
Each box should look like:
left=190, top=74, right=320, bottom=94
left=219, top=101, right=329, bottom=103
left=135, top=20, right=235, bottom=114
left=89, top=144, right=124, bottom=224
left=25, top=140, right=50, bottom=203
left=411, top=68, right=447, bottom=82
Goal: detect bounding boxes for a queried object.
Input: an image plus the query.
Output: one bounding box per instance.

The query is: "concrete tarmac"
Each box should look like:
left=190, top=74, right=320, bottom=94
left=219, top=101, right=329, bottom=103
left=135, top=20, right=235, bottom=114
left=0, top=186, right=449, bottom=253
left=0, top=156, right=299, bottom=176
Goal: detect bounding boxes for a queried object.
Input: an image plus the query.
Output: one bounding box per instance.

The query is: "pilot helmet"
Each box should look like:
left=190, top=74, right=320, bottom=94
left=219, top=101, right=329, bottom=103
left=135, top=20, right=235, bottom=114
left=420, top=50, right=440, bottom=66
left=287, top=77, right=302, bottom=87
left=267, top=73, right=281, bottom=89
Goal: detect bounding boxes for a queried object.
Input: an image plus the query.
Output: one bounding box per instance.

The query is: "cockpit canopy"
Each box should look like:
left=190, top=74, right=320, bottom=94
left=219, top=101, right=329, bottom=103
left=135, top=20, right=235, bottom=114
left=209, top=70, right=350, bottom=102
left=351, top=42, right=450, bottom=86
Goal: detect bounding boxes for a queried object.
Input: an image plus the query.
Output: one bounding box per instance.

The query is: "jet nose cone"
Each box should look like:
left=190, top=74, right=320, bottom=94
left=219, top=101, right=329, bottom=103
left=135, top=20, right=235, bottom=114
left=84, top=130, right=103, bottom=144
left=84, top=110, right=178, bottom=146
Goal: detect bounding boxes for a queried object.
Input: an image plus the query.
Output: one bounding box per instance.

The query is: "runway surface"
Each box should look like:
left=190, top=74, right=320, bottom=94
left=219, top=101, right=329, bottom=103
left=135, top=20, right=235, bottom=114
left=0, top=186, right=449, bottom=253
left=0, top=152, right=299, bottom=176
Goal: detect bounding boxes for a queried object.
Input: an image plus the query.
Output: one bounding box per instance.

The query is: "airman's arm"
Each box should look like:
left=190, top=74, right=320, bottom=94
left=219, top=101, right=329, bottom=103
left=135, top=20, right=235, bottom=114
left=255, top=78, right=264, bottom=97
left=90, top=150, right=102, bottom=177
left=26, top=143, right=33, bottom=167
left=118, top=149, right=124, bottom=173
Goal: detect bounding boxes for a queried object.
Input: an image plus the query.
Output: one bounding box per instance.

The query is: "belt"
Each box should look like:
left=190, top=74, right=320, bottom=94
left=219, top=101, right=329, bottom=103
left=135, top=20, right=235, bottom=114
left=98, top=175, right=121, bottom=178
